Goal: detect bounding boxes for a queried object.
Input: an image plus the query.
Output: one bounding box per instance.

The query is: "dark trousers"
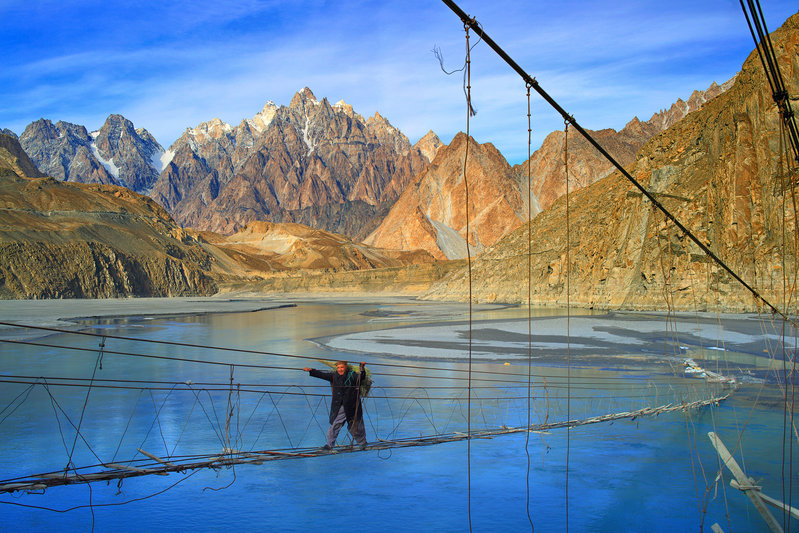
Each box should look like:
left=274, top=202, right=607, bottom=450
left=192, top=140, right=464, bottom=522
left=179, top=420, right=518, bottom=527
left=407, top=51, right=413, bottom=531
left=326, top=405, right=366, bottom=446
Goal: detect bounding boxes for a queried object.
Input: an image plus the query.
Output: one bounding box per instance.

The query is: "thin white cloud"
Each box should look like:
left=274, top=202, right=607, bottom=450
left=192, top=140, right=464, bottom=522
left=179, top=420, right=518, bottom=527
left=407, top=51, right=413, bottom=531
left=1, top=0, right=797, bottom=165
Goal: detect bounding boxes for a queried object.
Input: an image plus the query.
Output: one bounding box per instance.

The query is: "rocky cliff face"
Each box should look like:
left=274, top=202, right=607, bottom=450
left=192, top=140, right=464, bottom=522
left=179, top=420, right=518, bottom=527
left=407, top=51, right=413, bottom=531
left=150, top=88, right=431, bottom=237
left=91, top=114, right=166, bottom=192
left=0, top=134, right=216, bottom=299
left=364, top=133, right=535, bottom=260
left=413, top=130, right=444, bottom=163
left=19, top=115, right=166, bottom=194
left=362, top=82, right=730, bottom=262
left=424, top=14, right=799, bottom=312
left=518, top=79, right=734, bottom=211
left=0, top=133, right=44, bottom=179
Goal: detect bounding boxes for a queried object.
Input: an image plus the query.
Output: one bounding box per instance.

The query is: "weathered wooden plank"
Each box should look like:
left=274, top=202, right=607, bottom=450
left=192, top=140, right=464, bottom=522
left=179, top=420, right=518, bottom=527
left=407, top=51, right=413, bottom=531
left=104, top=463, right=168, bottom=476
left=708, top=432, right=783, bottom=533
left=137, top=448, right=176, bottom=468
left=731, top=479, right=799, bottom=520
left=0, top=482, right=46, bottom=492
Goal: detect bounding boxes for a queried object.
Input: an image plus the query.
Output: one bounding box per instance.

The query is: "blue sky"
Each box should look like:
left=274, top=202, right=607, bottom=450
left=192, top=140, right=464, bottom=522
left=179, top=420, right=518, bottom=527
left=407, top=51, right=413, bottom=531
left=1, top=1, right=796, bottom=164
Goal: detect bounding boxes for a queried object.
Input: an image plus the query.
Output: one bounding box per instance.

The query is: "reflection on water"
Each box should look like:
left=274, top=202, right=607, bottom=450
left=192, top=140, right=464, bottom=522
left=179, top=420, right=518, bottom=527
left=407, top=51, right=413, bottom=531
left=0, top=299, right=796, bottom=532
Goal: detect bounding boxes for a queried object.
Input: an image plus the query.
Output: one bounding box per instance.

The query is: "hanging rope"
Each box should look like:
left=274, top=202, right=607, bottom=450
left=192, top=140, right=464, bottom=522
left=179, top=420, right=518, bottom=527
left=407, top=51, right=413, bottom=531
left=564, top=120, right=572, bottom=533
left=462, top=21, right=475, bottom=533
left=65, top=336, right=105, bottom=473
left=776, top=92, right=799, bottom=527
left=524, top=81, right=536, bottom=533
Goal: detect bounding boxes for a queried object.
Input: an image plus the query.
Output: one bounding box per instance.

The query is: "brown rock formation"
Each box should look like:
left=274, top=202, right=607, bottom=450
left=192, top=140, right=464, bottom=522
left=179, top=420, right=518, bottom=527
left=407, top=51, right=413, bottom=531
left=150, top=88, right=431, bottom=238
left=0, top=134, right=217, bottom=299
left=424, top=13, right=799, bottom=313
left=414, top=130, right=444, bottom=163
left=365, top=133, right=535, bottom=260
left=518, top=79, right=734, bottom=211
left=0, top=134, right=44, bottom=179
left=201, top=220, right=436, bottom=274
left=235, top=261, right=464, bottom=296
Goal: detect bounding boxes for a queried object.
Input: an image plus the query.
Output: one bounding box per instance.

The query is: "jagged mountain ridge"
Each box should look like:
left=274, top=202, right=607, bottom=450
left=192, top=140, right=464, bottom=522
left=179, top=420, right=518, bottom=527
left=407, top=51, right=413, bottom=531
left=150, top=87, right=435, bottom=237
left=19, top=114, right=167, bottom=194
left=423, top=13, right=799, bottom=312
left=362, top=81, right=730, bottom=260
left=365, top=133, right=536, bottom=260
left=519, top=79, right=735, bottom=211
left=14, top=89, right=441, bottom=240
left=11, top=78, right=728, bottom=253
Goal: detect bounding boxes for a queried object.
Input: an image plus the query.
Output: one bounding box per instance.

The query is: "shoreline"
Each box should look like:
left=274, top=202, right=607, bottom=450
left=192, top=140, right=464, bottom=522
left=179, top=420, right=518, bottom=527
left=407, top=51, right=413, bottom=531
left=0, top=293, right=450, bottom=341
left=0, top=295, right=300, bottom=341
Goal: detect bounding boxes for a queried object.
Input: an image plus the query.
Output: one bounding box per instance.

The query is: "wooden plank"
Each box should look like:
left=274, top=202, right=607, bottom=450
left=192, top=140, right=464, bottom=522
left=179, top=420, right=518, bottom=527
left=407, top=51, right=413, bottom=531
left=257, top=450, right=316, bottom=458
left=0, top=482, right=46, bottom=492
left=731, top=479, right=799, bottom=520
left=104, top=463, right=168, bottom=476
left=137, top=448, right=176, bottom=468
left=708, top=432, right=783, bottom=533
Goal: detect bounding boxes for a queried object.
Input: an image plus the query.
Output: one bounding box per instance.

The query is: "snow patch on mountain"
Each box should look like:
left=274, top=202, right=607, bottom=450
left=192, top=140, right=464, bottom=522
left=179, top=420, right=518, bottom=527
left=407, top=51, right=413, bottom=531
left=301, top=116, right=314, bottom=153
left=89, top=131, right=121, bottom=181
left=151, top=148, right=174, bottom=174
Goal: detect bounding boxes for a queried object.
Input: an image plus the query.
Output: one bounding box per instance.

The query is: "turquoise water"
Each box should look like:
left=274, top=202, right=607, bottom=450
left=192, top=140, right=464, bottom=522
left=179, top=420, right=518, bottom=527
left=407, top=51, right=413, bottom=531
left=0, top=300, right=796, bottom=531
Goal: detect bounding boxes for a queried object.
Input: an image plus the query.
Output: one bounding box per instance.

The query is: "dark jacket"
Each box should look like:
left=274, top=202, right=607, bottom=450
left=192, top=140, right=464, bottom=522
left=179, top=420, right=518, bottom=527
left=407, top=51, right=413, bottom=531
left=309, top=368, right=364, bottom=424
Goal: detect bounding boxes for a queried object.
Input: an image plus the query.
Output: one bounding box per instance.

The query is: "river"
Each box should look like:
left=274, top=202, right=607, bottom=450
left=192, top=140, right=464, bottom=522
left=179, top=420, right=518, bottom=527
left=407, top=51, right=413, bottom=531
left=0, top=296, right=795, bottom=531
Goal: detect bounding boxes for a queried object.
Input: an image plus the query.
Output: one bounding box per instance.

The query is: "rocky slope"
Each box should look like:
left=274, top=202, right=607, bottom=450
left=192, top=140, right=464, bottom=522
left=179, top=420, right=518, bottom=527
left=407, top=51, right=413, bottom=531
left=424, top=13, right=799, bottom=312
left=414, top=130, right=444, bottom=163
left=518, top=80, right=734, bottom=211
left=233, top=261, right=464, bottom=296
left=364, top=133, right=536, bottom=260
left=19, top=115, right=166, bottom=194
left=0, top=133, right=216, bottom=298
left=0, top=134, right=45, bottom=180
left=149, top=88, right=431, bottom=238
left=200, top=220, right=436, bottom=274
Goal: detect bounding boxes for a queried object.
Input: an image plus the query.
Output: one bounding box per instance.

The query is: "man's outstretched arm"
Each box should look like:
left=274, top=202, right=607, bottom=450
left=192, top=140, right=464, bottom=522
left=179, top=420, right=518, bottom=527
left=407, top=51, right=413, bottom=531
left=304, top=367, right=334, bottom=382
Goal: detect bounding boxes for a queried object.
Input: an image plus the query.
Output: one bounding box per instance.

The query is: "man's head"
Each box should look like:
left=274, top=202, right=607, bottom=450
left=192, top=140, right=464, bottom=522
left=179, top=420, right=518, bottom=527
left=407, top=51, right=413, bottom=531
left=335, top=361, right=348, bottom=375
